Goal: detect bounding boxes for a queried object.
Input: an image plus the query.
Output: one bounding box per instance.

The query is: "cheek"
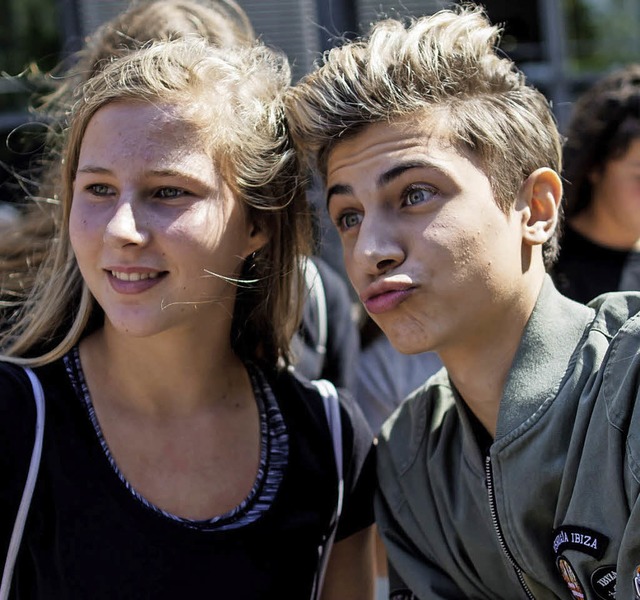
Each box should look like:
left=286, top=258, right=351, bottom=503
left=68, top=205, right=89, bottom=255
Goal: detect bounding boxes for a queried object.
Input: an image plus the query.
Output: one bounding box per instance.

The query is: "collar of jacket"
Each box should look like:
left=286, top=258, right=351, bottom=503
left=494, top=275, right=594, bottom=440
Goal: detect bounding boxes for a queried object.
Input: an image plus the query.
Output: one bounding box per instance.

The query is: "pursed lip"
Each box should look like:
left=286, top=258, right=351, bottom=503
left=360, top=278, right=416, bottom=314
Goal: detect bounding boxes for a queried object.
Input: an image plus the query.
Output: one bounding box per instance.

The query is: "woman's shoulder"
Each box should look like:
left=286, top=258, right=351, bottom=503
left=0, top=362, right=40, bottom=487
left=0, top=361, right=37, bottom=412
left=272, top=367, right=373, bottom=440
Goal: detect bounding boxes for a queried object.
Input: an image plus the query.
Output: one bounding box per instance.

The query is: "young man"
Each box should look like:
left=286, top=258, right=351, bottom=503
left=287, top=5, right=640, bottom=599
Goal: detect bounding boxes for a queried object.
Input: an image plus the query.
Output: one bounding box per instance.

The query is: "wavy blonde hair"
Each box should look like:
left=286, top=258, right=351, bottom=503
left=1, top=38, right=311, bottom=367
left=286, top=3, right=563, bottom=267
left=0, top=0, right=256, bottom=330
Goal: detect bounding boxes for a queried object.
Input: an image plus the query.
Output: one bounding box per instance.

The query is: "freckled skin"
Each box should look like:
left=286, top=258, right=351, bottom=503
left=69, top=101, right=266, bottom=341
left=326, top=120, right=541, bottom=366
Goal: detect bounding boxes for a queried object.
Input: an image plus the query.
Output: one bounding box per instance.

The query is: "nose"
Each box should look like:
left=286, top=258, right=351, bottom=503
left=104, top=198, right=149, bottom=247
left=352, top=215, right=404, bottom=274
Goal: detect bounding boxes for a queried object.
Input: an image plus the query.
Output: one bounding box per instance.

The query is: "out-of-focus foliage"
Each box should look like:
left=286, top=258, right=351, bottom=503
left=0, top=0, right=61, bottom=112
left=565, top=0, right=640, bottom=73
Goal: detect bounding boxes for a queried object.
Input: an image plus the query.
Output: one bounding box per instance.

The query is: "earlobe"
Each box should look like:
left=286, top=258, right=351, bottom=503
left=519, top=168, right=562, bottom=246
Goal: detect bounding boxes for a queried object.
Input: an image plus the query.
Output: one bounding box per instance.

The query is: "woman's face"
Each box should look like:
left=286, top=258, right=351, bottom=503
left=583, top=137, right=640, bottom=249
left=69, top=100, right=266, bottom=340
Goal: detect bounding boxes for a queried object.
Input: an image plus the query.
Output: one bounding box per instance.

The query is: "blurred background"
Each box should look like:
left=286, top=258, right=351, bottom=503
left=1, top=0, right=638, bottom=200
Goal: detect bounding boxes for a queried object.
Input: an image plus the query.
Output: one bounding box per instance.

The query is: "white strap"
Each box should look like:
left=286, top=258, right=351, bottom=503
left=310, top=378, right=343, bottom=600
left=0, top=367, right=45, bottom=600
left=304, top=259, right=328, bottom=358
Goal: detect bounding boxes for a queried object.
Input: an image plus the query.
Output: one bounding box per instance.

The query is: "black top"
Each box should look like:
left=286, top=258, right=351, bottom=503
left=552, top=225, right=640, bottom=304
left=0, top=355, right=375, bottom=599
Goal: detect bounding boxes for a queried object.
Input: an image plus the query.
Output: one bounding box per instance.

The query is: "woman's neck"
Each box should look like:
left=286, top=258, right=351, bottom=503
left=78, top=325, right=248, bottom=416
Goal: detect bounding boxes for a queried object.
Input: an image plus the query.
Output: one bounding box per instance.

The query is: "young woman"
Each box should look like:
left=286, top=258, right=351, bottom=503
left=0, top=0, right=361, bottom=401
left=0, top=38, right=375, bottom=599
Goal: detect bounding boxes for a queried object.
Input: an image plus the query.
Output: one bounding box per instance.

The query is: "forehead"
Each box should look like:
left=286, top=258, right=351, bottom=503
left=78, top=100, right=214, bottom=168
left=84, top=100, right=197, bottom=142
left=326, top=117, right=480, bottom=185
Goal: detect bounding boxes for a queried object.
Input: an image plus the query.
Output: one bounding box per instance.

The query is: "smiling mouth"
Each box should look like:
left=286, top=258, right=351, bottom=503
left=110, top=271, right=161, bottom=281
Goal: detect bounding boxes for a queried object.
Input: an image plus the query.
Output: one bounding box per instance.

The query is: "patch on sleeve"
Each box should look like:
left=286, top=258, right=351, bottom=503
left=390, top=591, right=418, bottom=600
left=552, top=525, right=609, bottom=559
left=557, top=556, right=586, bottom=599
left=590, top=565, right=616, bottom=599
left=634, top=564, right=640, bottom=599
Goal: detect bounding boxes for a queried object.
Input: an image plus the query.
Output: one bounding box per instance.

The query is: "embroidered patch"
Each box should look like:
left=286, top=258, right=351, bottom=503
left=634, top=564, right=640, bottom=599
left=552, top=525, right=609, bottom=559
left=590, top=565, right=616, bottom=599
left=390, top=592, right=417, bottom=600
left=557, top=556, right=586, bottom=599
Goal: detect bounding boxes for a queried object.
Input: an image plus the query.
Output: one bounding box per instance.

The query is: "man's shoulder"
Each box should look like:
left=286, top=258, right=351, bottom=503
left=587, top=290, right=640, bottom=338
left=377, top=369, right=456, bottom=474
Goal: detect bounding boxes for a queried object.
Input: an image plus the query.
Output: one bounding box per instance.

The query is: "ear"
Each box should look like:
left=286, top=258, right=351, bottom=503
left=244, top=221, right=270, bottom=258
left=517, top=168, right=562, bottom=247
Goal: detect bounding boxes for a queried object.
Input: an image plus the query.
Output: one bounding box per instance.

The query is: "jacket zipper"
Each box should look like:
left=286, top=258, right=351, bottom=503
left=485, top=455, right=536, bottom=600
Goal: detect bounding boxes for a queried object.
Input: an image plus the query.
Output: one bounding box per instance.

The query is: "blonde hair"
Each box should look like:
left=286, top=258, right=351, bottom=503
left=0, top=0, right=255, bottom=331
left=286, top=3, right=563, bottom=267
left=1, top=38, right=311, bottom=367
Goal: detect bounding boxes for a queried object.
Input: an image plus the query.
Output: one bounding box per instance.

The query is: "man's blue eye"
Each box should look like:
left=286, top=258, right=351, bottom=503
left=406, top=188, right=432, bottom=205
left=340, top=212, right=362, bottom=230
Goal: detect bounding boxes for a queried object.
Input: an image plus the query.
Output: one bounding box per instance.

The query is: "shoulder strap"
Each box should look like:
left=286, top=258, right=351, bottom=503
left=309, top=378, right=343, bottom=600
left=304, top=258, right=328, bottom=359
left=0, top=367, right=45, bottom=600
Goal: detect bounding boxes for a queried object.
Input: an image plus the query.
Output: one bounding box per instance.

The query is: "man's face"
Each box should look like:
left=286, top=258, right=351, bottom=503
left=326, top=119, right=531, bottom=359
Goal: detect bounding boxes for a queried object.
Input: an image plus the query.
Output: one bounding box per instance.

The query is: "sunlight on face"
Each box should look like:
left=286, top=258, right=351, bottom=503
left=69, top=101, right=265, bottom=340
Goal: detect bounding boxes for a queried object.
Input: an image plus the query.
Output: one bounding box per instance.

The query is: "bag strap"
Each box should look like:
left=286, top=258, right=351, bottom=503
left=303, top=258, right=328, bottom=359
left=0, top=367, right=45, bottom=600
left=309, top=378, right=343, bottom=600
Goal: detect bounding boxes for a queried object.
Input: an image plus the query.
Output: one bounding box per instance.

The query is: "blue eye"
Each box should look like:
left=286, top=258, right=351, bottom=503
left=405, top=186, right=435, bottom=206
left=156, top=187, right=186, bottom=199
left=337, top=211, right=363, bottom=231
left=87, top=184, right=112, bottom=196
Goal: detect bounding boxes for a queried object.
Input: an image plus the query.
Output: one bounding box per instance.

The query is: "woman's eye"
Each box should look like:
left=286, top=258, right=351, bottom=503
left=156, top=187, right=186, bottom=199
left=337, top=211, right=363, bottom=231
left=87, top=184, right=112, bottom=196
left=404, top=186, right=435, bottom=206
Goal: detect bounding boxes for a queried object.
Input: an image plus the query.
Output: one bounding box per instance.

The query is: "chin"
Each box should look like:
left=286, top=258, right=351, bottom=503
left=385, top=329, right=435, bottom=355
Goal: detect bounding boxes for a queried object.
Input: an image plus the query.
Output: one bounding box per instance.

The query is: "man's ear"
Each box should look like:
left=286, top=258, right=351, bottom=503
left=518, top=168, right=562, bottom=246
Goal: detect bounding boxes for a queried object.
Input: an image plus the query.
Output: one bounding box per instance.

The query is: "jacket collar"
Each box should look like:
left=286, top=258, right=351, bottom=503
left=495, top=275, right=594, bottom=440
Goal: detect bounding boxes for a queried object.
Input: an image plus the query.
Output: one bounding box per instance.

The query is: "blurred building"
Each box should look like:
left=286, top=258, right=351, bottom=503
left=1, top=0, right=639, bottom=198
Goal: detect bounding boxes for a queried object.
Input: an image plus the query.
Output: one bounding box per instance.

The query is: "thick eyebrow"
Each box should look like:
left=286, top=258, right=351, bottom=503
left=325, top=183, right=353, bottom=208
left=326, top=160, right=439, bottom=208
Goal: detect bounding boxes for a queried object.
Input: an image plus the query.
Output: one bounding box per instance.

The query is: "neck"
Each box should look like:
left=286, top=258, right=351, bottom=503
left=571, top=210, right=640, bottom=251
left=79, top=325, right=247, bottom=417
left=438, top=274, right=543, bottom=438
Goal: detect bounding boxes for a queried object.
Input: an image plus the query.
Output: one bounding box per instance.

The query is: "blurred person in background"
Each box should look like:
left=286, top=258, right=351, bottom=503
left=553, top=64, right=640, bottom=302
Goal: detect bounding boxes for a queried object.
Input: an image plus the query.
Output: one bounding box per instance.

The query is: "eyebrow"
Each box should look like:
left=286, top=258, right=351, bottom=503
left=75, top=166, right=209, bottom=187
left=76, top=165, right=111, bottom=175
left=326, top=160, right=438, bottom=208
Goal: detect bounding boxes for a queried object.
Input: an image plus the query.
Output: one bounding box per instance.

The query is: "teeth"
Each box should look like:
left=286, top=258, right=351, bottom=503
left=111, top=271, right=159, bottom=281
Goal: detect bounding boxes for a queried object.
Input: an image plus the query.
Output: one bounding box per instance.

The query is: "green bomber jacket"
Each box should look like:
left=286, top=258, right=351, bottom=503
left=376, top=276, right=640, bottom=600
